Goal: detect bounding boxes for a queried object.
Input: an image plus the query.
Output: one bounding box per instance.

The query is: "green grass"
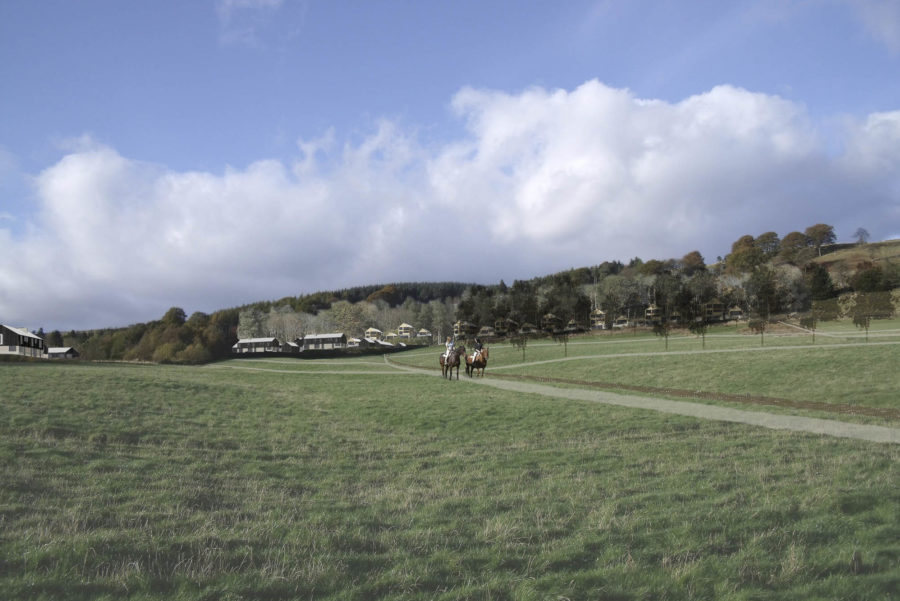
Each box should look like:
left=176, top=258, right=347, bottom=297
left=1, top=361, right=898, bottom=600
left=398, top=320, right=900, bottom=412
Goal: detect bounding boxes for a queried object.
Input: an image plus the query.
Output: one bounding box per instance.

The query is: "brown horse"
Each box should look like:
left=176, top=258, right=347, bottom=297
left=466, top=347, right=489, bottom=377
left=439, top=345, right=465, bottom=380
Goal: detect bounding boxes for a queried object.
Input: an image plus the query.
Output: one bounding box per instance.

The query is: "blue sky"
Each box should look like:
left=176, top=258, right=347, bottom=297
left=1, top=0, right=899, bottom=330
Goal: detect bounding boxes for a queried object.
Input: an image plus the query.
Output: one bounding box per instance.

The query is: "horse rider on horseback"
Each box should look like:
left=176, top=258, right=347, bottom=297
left=471, top=337, right=483, bottom=362
left=443, top=336, right=455, bottom=360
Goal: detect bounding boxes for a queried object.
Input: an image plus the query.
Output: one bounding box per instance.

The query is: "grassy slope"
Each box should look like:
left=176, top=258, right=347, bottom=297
left=1, top=361, right=898, bottom=600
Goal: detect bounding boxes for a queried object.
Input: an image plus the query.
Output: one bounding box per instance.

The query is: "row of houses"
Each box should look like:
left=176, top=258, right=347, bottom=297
left=231, top=332, right=407, bottom=355
left=0, top=324, right=79, bottom=359
left=363, top=323, right=432, bottom=342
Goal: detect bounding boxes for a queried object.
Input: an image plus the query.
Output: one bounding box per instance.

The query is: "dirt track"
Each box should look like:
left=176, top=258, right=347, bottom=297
left=385, top=358, right=900, bottom=445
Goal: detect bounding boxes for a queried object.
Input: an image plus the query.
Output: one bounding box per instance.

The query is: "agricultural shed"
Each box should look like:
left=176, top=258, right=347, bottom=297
left=303, top=333, right=347, bottom=350
left=0, top=324, right=45, bottom=358
left=231, top=337, right=281, bottom=354
left=47, top=347, right=79, bottom=359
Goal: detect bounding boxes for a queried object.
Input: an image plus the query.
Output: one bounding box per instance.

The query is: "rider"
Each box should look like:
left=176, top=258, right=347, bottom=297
left=471, top=337, right=483, bottom=362
left=444, top=336, right=455, bottom=360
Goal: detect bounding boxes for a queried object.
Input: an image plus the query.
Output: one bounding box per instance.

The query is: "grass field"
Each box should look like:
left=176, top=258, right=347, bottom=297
left=397, top=320, right=900, bottom=415
left=1, top=324, right=898, bottom=600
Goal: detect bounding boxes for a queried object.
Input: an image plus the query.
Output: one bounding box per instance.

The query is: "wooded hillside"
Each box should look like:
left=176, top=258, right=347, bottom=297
left=33, top=225, right=900, bottom=363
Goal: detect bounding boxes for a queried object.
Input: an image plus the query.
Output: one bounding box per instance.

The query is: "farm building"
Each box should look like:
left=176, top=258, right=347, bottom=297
left=303, top=333, right=347, bottom=350
left=231, top=337, right=281, bottom=354
left=0, top=325, right=45, bottom=358
left=282, top=341, right=302, bottom=354
left=47, top=347, right=79, bottom=359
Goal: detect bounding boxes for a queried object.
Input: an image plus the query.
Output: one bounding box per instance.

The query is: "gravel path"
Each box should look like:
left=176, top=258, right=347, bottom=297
left=386, top=359, right=900, bottom=444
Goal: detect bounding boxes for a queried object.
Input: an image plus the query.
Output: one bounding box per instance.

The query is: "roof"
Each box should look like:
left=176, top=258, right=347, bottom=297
left=365, top=327, right=382, bottom=332
left=398, top=323, right=414, bottom=328
left=304, top=333, right=346, bottom=340
left=47, top=347, right=76, bottom=353
left=1, top=325, right=43, bottom=340
left=233, top=337, right=279, bottom=346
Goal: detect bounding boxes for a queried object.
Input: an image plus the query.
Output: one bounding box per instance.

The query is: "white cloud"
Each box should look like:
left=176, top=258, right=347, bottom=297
left=848, top=0, right=900, bottom=54
left=1, top=81, right=899, bottom=330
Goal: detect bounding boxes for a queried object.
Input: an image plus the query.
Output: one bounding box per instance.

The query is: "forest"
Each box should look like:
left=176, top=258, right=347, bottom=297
left=34, top=224, right=899, bottom=363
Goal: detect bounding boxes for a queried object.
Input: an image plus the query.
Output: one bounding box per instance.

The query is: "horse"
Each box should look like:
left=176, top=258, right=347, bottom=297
left=466, top=347, right=489, bottom=377
left=439, top=345, right=465, bottom=380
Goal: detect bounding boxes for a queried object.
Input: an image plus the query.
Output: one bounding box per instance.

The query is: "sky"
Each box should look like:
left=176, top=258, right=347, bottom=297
left=1, top=0, right=899, bottom=331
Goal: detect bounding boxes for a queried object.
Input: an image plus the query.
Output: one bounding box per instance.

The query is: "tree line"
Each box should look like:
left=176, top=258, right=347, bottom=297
left=37, top=223, right=898, bottom=362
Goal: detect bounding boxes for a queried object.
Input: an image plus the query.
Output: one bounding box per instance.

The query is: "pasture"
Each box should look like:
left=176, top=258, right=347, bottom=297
left=1, top=321, right=898, bottom=600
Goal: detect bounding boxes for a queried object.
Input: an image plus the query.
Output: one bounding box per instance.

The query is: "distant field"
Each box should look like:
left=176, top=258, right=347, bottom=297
left=398, top=320, right=900, bottom=414
left=1, top=357, right=898, bottom=600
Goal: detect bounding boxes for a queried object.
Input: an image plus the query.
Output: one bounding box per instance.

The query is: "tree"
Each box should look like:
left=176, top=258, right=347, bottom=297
left=755, top=231, right=781, bottom=259
left=853, top=227, right=870, bottom=245
left=726, top=234, right=764, bottom=273
left=681, top=251, right=706, bottom=276
left=806, top=264, right=835, bottom=300
left=852, top=291, right=894, bottom=342
left=685, top=272, right=717, bottom=349
left=779, top=231, right=811, bottom=264
left=509, top=334, right=528, bottom=362
left=804, top=224, right=836, bottom=256
left=852, top=265, right=887, bottom=292
left=745, top=266, right=779, bottom=346
left=162, top=307, right=187, bottom=326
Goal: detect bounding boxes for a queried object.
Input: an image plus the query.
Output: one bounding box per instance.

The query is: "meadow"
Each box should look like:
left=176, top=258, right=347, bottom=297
left=1, top=320, right=898, bottom=600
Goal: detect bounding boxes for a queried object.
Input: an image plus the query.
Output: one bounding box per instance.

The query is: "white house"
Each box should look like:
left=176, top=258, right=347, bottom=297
left=0, top=325, right=45, bottom=358
left=303, top=333, right=347, bottom=350
left=231, top=337, right=281, bottom=354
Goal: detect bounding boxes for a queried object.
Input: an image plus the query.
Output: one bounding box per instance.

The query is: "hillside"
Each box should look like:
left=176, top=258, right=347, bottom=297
left=22, top=230, right=900, bottom=364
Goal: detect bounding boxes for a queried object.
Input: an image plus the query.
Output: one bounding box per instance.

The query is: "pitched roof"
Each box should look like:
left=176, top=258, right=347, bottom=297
left=2, top=325, right=43, bottom=340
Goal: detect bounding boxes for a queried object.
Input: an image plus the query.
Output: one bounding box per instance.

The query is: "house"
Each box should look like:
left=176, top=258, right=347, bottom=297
left=347, top=338, right=361, bottom=348
left=590, top=309, right=607, bottom=330
left=612, top=315, right=630, bottom=328
left=232, top=337, right=281, bottom=354
left=453, top=320, right=478, bottom=338
left=416, top=328, right=432, bottom=340
left=47, top=347, right=79, bottom=359
left=364, top=327, right=383, bottom=340
left=477, top=325, right=496, bottom=338
left=0, top=325, right=46, bottom=358
left=303, top=333, right=347, bottom=351
left=397, top=323, right=415, bottom=339
left=728, top=306, right=744, bottom=321
left=384, top=331, right=398, bottom=342
left=518, top=323, right=539, bottom=335
left=645, top=304, right=662, bottom=324
left=282, top=340, right=302, bottom=354
left=541, top=313, right=562, bottom=333
left=705, top=299, right=726, bottom=321
left=564, top=319, right=585, bottom=333
left=493, top=318, right=518, bottom=337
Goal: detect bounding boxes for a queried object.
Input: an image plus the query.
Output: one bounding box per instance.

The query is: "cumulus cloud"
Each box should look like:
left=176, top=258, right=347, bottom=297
left=1, top=81, right=899, bottom=329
